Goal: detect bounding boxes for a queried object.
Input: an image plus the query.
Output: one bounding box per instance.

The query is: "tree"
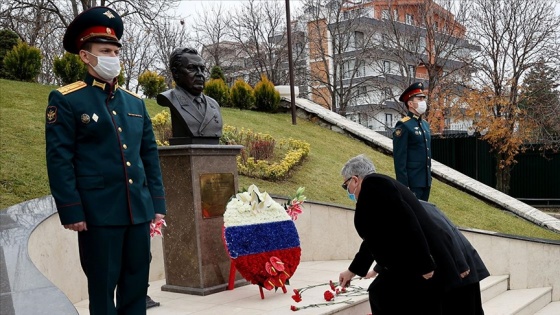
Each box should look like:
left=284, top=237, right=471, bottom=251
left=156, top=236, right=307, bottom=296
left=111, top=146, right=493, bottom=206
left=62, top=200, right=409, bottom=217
left=120, top=21, right=157, bottom=92
left=0, top=29, right=19, bottom=78
left=228, top=0, right=302, bottom=86
left=138, top=70, right=167, bottom=99
left=303, top=0, right=372, bottom=112
left=1, top=0, right=180, bottom=84
left=53, top=52, right=87, bottom=85
left=150, top=18, right=193, bottom=88
left=230, top=78, right=255, bottom=110
left=204, top=78, right=230, bottom=107
left=192, top=3, right=231, bottom=70
left=519, top=61, right=560, bottom=147
left=3, top=41, right=42, bottom=82
left=210, top=66, right=226, bottom=81
left=373, top=0, right=474, bottom=131
left=461, top=0, right=560, bottom=194
left=254, top=74, right=280, bottom=112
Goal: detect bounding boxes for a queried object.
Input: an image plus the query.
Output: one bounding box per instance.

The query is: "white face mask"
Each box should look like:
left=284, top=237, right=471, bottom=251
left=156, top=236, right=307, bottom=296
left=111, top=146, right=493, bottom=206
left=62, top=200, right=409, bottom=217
left=416, top=100, right=427, bottom=115
left=85, top=51, right=121, bottom=82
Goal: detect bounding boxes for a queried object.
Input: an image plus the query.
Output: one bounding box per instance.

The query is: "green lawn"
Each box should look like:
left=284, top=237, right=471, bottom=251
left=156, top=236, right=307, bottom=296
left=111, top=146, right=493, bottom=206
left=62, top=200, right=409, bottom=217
left=1, top=78, right=559, bottom=240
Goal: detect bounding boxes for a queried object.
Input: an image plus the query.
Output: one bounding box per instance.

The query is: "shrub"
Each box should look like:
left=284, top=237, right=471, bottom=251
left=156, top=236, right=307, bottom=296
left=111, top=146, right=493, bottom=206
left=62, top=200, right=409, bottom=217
left=204, top=78, right=231, bottom=107
left=138, top=70, right=167, bottom=99
left=254, top=74, right=280, bottom=112
left=3, top=42, right=42, bottom=82
left=230, top=78, right=255, bottom=110
left=151, top=110, right=172, bottom=146
left=220, top=125, right=310, bottom=180
left=0, top=29, right=20, bottom=79
left=53, top=52, right=88, bottom=85
left=210, top=65, right=225, bottom=81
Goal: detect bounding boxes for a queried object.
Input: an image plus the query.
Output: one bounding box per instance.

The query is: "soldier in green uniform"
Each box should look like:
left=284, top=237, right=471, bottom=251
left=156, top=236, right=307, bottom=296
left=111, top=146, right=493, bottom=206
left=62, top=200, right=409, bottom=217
left=45, top=7, right=166, bottom=315
left=392, top=82, right=432, bottom=201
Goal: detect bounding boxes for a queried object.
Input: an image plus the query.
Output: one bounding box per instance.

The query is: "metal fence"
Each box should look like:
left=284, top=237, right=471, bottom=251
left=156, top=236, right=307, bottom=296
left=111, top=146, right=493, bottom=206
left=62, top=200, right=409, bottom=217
left=431, top=135, right=560, bottom=206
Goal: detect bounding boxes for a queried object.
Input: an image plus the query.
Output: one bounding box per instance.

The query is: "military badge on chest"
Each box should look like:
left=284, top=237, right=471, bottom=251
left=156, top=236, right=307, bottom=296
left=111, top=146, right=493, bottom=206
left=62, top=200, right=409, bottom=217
left=81, top=113, right=99, bottom=124
left=414, top=126, right=421, bottom=135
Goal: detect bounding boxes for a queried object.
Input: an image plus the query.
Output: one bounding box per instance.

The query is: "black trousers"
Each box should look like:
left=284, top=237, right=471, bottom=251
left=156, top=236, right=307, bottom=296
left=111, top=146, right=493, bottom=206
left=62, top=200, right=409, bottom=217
left=368, top=271, right=443, bottom=315
left=78, top=223, right=151, bottom=315
left=442, top=282, right=484, bottom=315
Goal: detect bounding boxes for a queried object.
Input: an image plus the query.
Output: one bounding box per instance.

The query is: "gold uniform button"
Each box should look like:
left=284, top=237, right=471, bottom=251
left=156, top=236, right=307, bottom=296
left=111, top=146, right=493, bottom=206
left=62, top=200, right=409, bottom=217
left=122, top=144, right=128, bottom=149
left=112, top=110, right=117, bottom=115
left=126, top=161, right=131, bottom=166
left=129, top=179, right=133, bottom=184
left=118, top=127, right=123, bottom=132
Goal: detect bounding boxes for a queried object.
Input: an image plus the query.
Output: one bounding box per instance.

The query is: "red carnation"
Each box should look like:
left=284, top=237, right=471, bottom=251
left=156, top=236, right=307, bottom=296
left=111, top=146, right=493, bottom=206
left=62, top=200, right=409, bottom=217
left=324, top=290, right=335, bottom=301
left=329, top=280, right=336, bottom=291
left=291, top=305, right=299, bottom=311
left=291, top=293, right=302, bottom=302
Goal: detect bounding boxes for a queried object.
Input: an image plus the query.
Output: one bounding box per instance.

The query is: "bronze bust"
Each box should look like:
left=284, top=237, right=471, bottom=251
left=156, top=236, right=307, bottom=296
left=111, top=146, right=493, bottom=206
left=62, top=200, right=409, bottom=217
left=157, top=48, right=223, bottom=145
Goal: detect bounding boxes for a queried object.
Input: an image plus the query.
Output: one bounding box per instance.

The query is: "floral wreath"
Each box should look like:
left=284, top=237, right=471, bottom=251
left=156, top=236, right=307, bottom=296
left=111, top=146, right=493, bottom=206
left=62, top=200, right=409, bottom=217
left=223, top=185, right=305, bottom=290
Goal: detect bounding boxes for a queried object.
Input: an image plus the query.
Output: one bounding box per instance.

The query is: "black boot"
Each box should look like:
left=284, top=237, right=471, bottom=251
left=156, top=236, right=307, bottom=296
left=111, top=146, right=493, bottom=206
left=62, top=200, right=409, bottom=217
left=146, top=295, right=160, bottom=309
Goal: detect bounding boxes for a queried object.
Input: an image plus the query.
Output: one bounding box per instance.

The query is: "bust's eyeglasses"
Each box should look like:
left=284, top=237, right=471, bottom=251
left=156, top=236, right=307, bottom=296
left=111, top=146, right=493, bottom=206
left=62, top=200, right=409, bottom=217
left=341, top=176, right=355, bottom=190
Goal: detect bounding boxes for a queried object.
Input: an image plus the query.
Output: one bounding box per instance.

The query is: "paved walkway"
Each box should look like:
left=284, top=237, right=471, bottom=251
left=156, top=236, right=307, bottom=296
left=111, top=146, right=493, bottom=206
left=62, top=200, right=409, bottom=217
left=74, top=260, right=371, bottom=315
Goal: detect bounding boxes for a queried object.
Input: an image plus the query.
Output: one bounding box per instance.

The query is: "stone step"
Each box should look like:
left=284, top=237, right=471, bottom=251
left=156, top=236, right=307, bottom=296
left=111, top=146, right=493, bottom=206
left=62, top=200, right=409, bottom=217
left=480, top=275, right=510, bottom=303
left=483, top=287, right=552, bottom=315
left=534, top=301, right=560, bottom=315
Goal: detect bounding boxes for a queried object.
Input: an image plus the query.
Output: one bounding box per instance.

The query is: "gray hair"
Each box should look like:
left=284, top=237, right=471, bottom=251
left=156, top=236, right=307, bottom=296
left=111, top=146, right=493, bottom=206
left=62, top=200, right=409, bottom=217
left=341, top=154, right=376, bottom=179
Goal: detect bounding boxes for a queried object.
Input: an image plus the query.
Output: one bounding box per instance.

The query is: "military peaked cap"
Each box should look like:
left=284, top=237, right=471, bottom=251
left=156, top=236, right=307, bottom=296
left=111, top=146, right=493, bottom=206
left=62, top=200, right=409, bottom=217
left=63, top=6, right=123, bottom=54
left=399, top=82, right=426, bottom=103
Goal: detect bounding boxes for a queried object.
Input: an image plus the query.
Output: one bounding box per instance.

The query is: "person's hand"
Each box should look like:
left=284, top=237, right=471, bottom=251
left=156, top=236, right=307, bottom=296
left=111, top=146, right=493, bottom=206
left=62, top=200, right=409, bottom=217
left=152, top=213, right=165, bottom=224
left=64, top=221, right=87, bottom=232
left=365, top=270, right=378, bottom=279
left=460, top=269, right=470, bottom=279
left=422, top=270, right=434, bottom=280
left=339, top=269, right=356, bottom=287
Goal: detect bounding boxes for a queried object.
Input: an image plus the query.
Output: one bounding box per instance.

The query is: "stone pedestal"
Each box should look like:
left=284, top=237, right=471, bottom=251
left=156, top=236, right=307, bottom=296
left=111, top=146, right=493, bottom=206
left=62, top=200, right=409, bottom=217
left=158, top=144, right=246, bottom=295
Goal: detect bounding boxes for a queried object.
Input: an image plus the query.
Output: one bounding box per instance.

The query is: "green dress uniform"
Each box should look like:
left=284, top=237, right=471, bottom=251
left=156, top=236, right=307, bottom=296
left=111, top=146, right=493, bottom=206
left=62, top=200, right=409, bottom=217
left=392, top=112, right=432, bottom=200
left=45, top=73, right=166, bottom=314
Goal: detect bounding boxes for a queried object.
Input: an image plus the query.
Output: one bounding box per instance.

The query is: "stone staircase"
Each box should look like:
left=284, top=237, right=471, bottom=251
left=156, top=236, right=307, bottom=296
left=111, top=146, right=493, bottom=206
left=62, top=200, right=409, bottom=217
left=481, top=275, right=560, bottom=315
left=330, top=274, right=560, bottom=315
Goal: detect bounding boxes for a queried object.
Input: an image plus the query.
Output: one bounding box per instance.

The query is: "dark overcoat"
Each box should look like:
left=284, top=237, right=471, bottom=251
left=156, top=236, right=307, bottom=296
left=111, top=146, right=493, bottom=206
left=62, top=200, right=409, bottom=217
left=46, top=74, right=166, bottom=226
left=420, top=201, right=490, bottom=287
left=392, top=112, right=432, bottom=188
left=348, top=173, right=471, bottom=314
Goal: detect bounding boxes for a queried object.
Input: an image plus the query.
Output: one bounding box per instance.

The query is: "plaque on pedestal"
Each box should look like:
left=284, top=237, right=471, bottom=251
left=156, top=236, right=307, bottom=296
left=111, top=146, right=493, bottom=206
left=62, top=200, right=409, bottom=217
left=158, top=144, right=245, bottom=295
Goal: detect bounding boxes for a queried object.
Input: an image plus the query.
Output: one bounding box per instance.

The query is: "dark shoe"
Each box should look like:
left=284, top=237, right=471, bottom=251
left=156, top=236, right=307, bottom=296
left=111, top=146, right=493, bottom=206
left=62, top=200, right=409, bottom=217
left=146, top=295, right=160, bottom=309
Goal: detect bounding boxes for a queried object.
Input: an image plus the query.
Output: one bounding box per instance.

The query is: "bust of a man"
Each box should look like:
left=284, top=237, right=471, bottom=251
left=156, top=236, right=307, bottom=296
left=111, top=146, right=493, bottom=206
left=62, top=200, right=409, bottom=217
left=157, top=47, right=223, bottom=145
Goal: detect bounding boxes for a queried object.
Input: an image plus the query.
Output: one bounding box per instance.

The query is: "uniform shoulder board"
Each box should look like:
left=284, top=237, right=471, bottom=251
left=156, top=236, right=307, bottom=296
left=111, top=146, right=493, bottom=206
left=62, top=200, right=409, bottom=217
left=400, top=116, right=411, bottom=123
left=57, top=81, right=86, bottom=95
left=119, top=87, right=142, bottom=99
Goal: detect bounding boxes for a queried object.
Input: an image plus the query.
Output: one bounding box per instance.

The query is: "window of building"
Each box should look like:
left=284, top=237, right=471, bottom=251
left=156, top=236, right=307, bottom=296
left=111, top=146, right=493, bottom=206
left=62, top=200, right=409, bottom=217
left=385, top=113, right=393, bottom=127
left=383, top=60, right=391, bottom=73
left=383, top=87, right=392, bottom=102
left=382, top=34, right=390, bottom=47
left=406, top=14, right=414, bottom=25
left=354, top=31, right=364, bottom=49
left=393, top=9, right=398, bottom=21
left=408, top=64, right=416, bottom=78
left=435, top=21, right=439, bottom=31
left=382, top=9, right=390, bottom=20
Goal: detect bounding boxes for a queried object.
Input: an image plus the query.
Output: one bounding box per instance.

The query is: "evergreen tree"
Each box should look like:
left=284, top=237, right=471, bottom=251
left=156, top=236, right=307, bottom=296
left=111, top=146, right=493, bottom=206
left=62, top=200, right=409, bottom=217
left=3, top=42, right=42, bottom=82
left=0, top=30, right=20, bottom=79
left=210, top=66, right=226, bottom=81
left=520, top=61, right=560, bottom=140
left=53, top=53, right=88, bottom=85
